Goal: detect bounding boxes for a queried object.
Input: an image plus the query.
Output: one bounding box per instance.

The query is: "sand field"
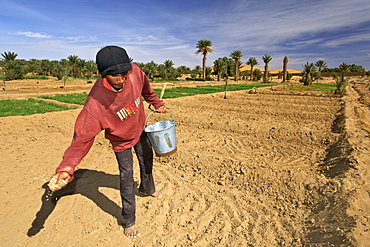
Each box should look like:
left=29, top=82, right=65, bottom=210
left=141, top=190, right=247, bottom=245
left=1, top=78, right=370, bottom=246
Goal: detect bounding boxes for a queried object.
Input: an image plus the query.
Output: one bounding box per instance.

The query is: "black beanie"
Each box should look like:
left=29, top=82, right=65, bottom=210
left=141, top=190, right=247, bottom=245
left=96, top=46, right=132, bottom=75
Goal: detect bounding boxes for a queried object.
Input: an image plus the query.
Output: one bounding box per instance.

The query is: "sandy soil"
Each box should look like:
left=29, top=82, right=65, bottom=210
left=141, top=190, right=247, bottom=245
left=1, top=77, right=370, bottom=246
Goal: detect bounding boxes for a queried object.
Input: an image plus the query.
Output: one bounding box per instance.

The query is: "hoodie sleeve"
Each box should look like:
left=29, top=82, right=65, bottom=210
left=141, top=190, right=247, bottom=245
left=56, top=108, right=102, bottom=180
left=140, top=69, right=165, bottom=109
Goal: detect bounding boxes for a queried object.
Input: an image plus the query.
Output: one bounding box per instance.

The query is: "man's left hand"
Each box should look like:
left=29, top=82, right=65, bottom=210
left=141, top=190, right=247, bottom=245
left=157, top=105, right=169, bottom=113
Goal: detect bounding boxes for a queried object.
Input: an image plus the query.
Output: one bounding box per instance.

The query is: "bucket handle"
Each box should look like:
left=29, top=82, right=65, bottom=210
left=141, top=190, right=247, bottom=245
left=145, top=108, right=175, bottom=128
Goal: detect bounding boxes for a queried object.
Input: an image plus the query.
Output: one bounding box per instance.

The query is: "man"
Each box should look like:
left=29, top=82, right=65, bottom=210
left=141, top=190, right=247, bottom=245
left=48, top=45, right=168, bottom=238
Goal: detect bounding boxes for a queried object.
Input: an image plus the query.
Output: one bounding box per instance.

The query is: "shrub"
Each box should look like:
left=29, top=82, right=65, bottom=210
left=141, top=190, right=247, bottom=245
left=333, top=73, right=348, bottom=95
left=3, top=60, right=24, bottom=80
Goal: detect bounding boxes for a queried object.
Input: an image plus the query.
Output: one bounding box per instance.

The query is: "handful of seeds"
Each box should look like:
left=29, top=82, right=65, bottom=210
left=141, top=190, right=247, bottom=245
left=48, top=175, right=68, bottom=191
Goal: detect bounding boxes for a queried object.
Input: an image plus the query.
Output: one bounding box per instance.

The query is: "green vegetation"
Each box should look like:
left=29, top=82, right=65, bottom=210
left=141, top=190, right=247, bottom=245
left=0, top=98, right=75, bottom=117
left=331, top=63, right=351, bottom=95
left=302, top=62, right=316, bottom=86
left=213, top=57, right=233, bottom=82
left=153, top=83, right=276, bottom=98
left=333, top=74, right=348, bottom=95
left=0, top=52, right=98, bottom=84
left=39, top=92, right=88, bottom=105
left=37, top=82, right=342, bottom=104
left=0, top=81, right=350, bottom=117
left=322, top=63, right=366, bottom=73
left=36, top=83, right=277, bottom=105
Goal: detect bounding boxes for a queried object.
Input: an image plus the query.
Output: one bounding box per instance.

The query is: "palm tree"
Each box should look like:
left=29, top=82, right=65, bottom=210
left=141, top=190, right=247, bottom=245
left=253, top=69, right=263, bottom=81
left=302, top=62, right=316, bottom=86
left=161, top=59, right=175, bottom=79
left=59, top=58, right=69, bottom=67
left=83, top=60, right=97, bottom=81
left=315, top=60, right=327, bottom=72
left=39, top=59, right=54, bottom=76
left=192, top=65, right=202, bottom=79
left=223, top=57, right=234, bottom=78
left=246, top=57, right=259, bottom=81
left=333, top=62, right=350, bottom=95
left=25, top=59, right=39, bottom=75
left=176, top=65, right=191, bottom=78
left=213, top=58, right=227, bottom=81
left=262, top=54, right=272, bottom=83
left=1, top=51, right=18, bottom=62
left=195, top=40, right=214, bottom=80
left=333, top=73, right=348, bottom=95
left=76, top=59, right=86, bottom=77
left=3, top=60, right=23, bottom=80
left=230, top=50, right=243, bottom=81
left=67, top=55, right=80, bottom=77
left=339, top=62, right=351, bottom=72
left=143, top=61, right=158, bottom=80
left=163, top=59, right=174, bottom=72
left=337, top=62, right=351, bottom=86
left=52, top=62, right=66, bottom=80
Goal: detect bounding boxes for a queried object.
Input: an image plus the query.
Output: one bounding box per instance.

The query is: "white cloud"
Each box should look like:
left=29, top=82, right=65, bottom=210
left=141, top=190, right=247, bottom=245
left=162, top=45, right=189, bottom=50
left=12, top=31, right=51, bottom=39
left=120, top=35, right=160, bottom=44
left=65, top=36, right=98, bottom=42
left=323, top=32, right=370, bottom=48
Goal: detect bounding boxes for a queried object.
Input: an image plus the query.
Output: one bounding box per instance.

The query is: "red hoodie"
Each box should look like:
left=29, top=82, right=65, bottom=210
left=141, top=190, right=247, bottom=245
left=56, top=64, right=164, bottom=176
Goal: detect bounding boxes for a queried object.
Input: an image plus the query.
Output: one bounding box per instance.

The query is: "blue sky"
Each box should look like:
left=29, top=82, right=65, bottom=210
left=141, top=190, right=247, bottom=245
left=1, top=0, right=370, bottom=71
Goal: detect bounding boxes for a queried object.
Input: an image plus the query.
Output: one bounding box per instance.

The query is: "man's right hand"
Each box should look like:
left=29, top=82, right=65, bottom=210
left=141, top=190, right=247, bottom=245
left=48, top=172, right=71, bottom=191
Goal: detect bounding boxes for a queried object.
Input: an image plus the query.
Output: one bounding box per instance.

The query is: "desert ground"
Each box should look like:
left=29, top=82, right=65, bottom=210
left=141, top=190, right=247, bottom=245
left=1, top=77, right=370, bottom=246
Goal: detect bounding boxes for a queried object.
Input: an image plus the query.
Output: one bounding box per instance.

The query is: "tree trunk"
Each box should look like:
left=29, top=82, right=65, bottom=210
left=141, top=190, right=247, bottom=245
left=202, top=56, right=207, bottom=80
left=282, top=56, right=288, bottom=83
left=235, top=60, right=239, bottom=81
left=264, top=64, right=269, bottom=83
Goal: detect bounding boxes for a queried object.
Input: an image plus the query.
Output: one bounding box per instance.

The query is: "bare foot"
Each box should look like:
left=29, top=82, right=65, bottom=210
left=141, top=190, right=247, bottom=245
left=139, top=191, right=162, bottom=197
left=124, top=225, right=140, bottom=238
left=151, top=191, right=162, bottom=198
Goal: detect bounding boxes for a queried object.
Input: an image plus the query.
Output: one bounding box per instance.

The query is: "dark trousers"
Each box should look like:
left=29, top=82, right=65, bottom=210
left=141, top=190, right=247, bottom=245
left=115, top=132, right=156, bottom=228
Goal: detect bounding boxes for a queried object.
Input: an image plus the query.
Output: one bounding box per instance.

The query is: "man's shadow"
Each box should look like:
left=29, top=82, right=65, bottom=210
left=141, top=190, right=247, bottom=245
left=27, top=169, right=138, bottom=237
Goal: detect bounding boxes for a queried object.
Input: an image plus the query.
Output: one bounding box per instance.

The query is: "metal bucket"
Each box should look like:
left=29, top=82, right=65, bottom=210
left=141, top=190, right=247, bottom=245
left=144, top=111, right=177, bottom=157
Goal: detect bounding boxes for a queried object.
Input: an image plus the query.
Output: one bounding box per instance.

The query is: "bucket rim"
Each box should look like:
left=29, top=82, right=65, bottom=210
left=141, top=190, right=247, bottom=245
left=144, top=120, right=175, bottom=133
